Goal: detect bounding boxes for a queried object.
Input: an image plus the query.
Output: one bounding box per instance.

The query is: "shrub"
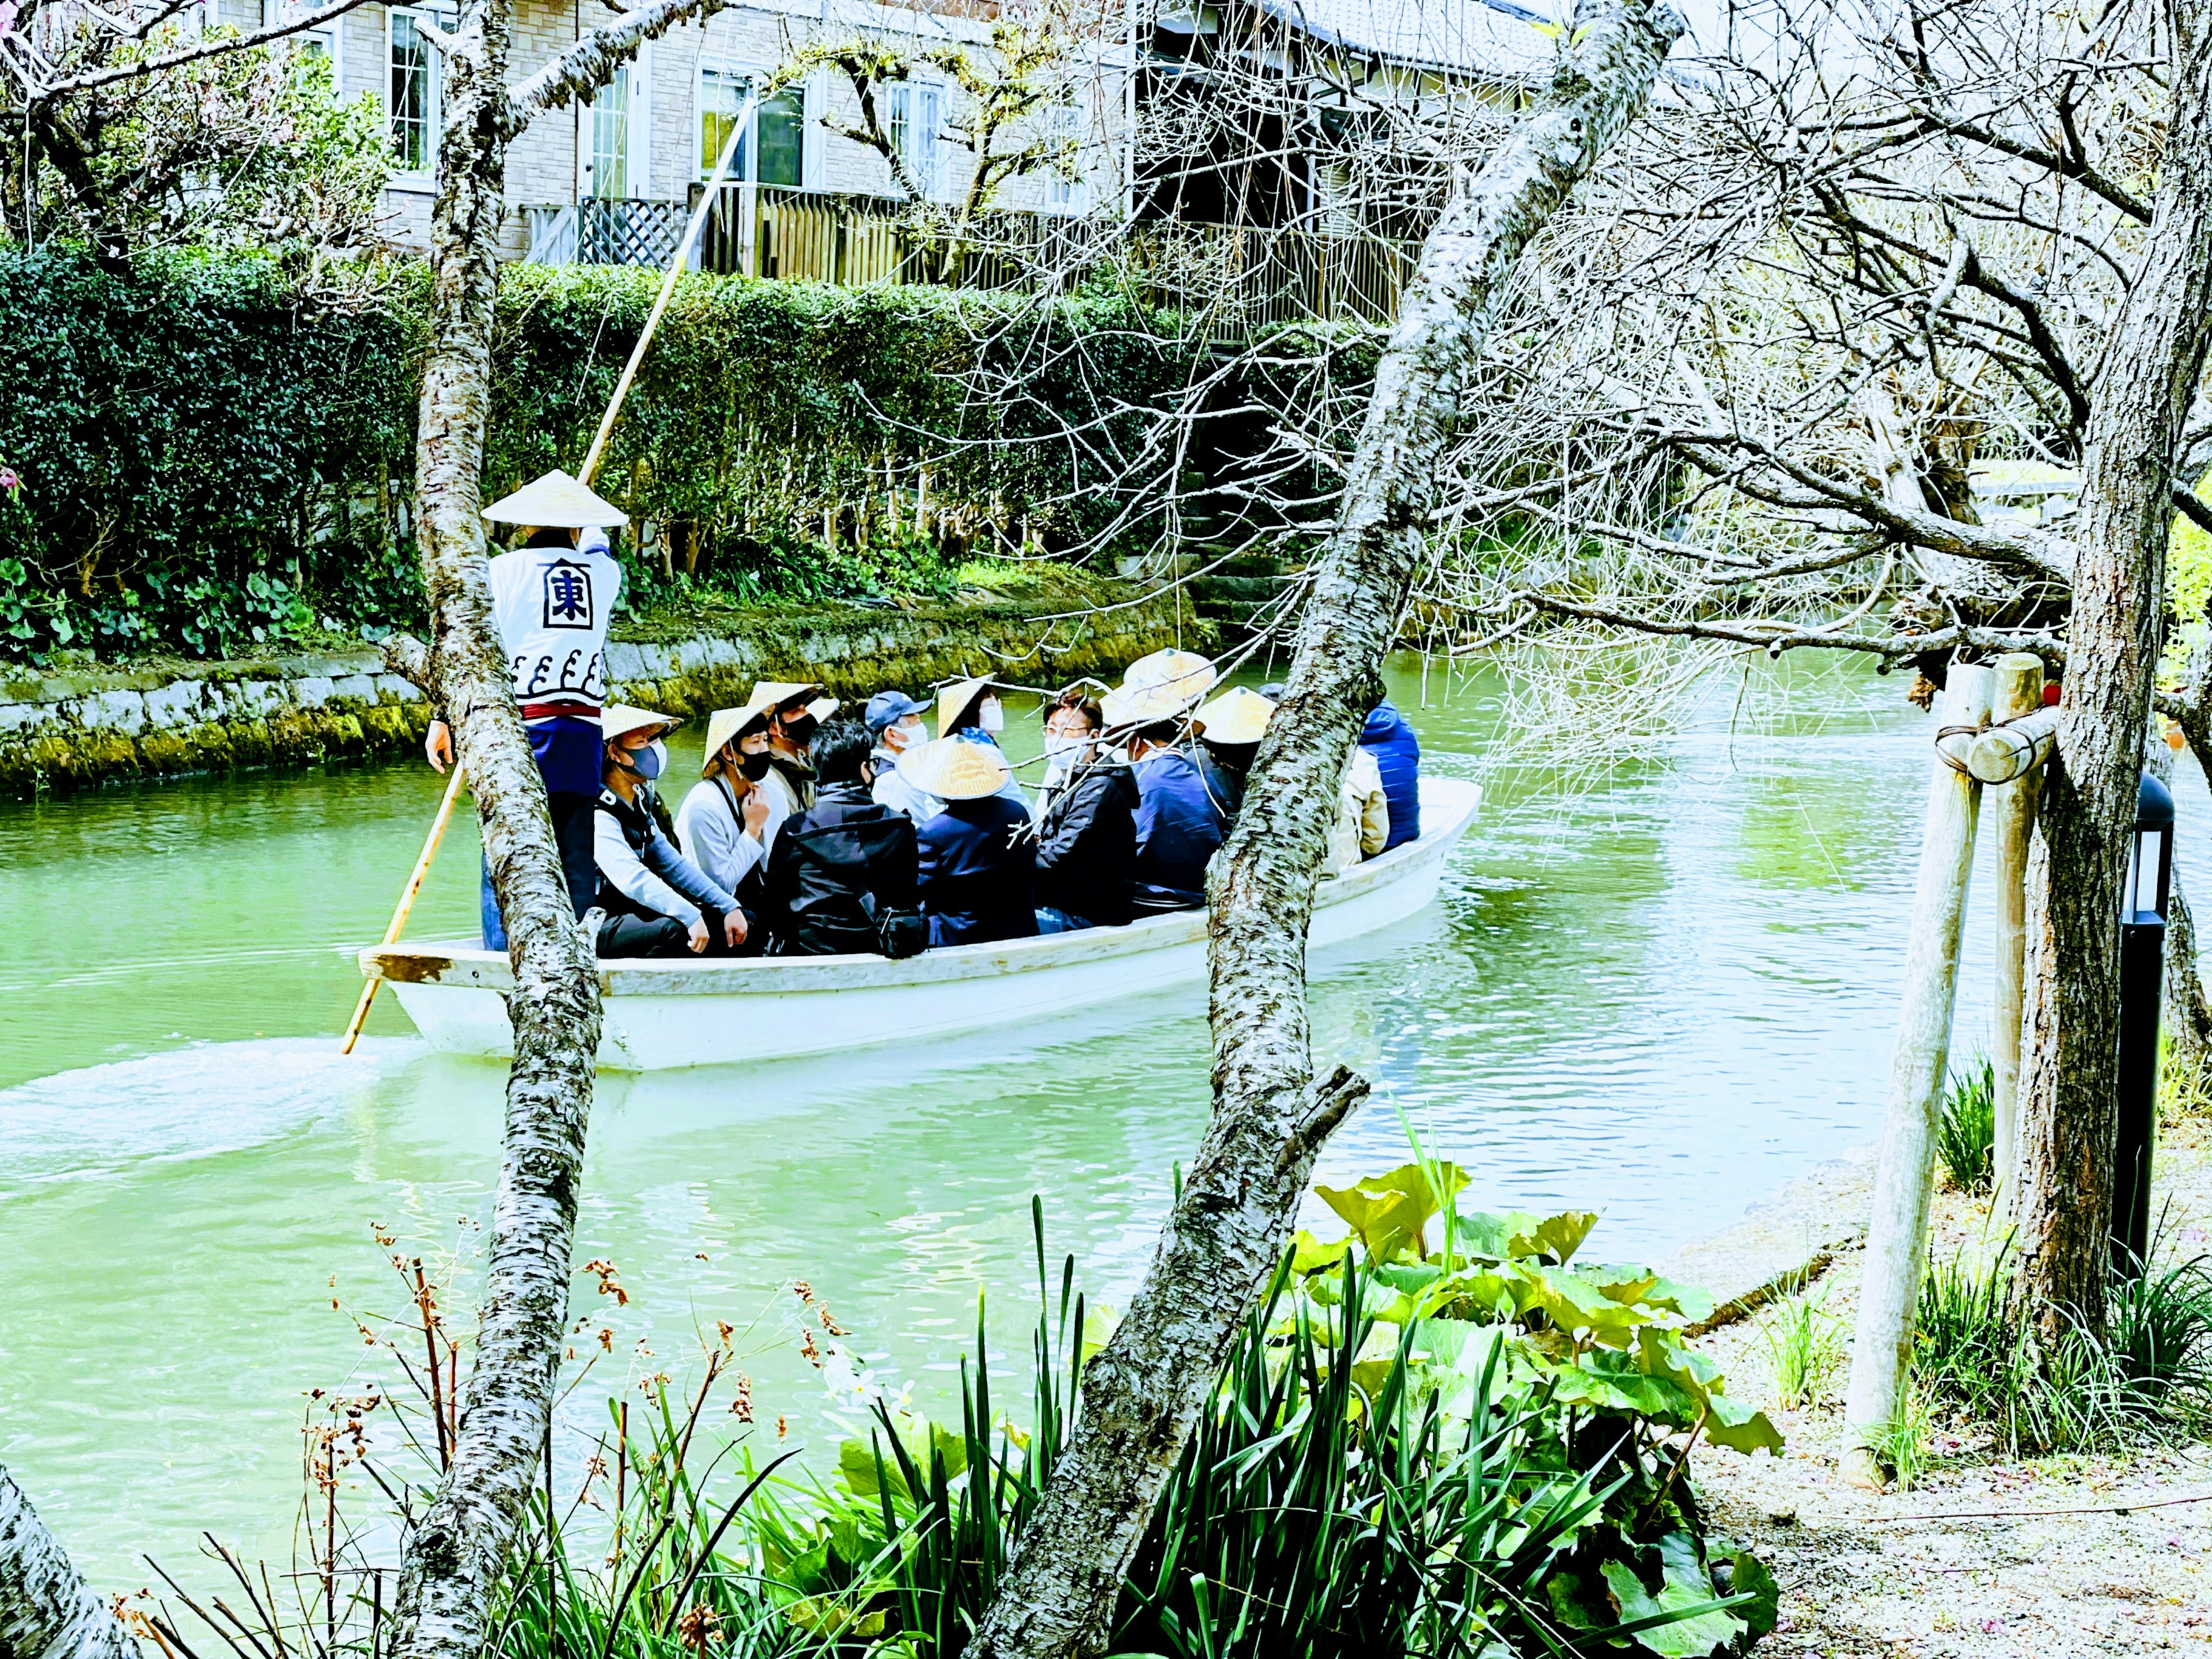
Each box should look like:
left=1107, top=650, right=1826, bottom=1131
left=1936, top=1055, right=1996, bottom=1195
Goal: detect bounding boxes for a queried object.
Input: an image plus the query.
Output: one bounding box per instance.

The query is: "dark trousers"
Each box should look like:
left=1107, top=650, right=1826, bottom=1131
left=595, top=914, right=693, bottom=957
left=480, top=790, right=600, bottom=950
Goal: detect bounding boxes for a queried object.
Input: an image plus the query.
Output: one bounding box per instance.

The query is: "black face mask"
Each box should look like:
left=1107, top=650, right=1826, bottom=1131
left=738, top=750, right=774, bottom=782
left=782, top=715, right=820, bottom=747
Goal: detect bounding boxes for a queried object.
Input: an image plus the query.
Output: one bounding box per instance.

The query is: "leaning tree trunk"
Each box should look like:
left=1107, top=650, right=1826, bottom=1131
left=0, top=1463, right=138, bottom=1659
left=380, top=4, right=604, bottom=1657
left=2013, top=2, right=2212, bottom=1337
left=964, top=5, right=1684, bottom=1654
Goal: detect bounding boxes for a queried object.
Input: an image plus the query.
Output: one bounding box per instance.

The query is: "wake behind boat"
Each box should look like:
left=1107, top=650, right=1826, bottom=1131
left=361, top=776, right=1480, bottom=1070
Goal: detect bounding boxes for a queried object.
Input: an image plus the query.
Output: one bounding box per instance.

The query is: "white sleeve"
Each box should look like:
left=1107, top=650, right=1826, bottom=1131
left=595, top=809, right=701, bottom=926
left=676, top=784, right=764, bottom=893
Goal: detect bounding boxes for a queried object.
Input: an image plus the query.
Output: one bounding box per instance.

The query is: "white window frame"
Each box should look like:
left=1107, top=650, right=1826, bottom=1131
left=264, top=0, right=342, bottom=84
left=386, top=5, right=448, bottom=190
left=577, top=40, right=654, bottom=201
left=1043, top=103, right=1088, bottom=214
left=694, top=58, right=752, bottom=182
left=885, top=80, right=947, bottom=202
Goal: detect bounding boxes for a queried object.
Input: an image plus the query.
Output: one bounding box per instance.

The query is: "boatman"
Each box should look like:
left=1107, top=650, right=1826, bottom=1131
left=423, top=468, right=627, bottom=950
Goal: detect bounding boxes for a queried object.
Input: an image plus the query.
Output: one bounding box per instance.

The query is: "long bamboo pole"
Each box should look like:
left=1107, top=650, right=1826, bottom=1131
left=1988, top=653, right=2046, bottom=1209
left=1843, top=662, right=1993, bottom=1487
left=577, top=89, right=761, bottom=488
left=342, top=762, right=468, bottom=1053
left=345, top=93, right=765, bottom=1048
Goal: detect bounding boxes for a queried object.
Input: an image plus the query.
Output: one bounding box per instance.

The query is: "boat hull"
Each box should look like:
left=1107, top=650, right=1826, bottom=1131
left=369, top=776, right=1479, bottom=1069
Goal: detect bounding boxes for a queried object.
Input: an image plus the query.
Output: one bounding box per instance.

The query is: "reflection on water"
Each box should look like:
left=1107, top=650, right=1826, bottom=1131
left=4, top=653, right=2164, bottom=1581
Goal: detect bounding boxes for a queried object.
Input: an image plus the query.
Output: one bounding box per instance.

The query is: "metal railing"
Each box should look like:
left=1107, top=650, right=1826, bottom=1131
left=521, top=186, right=1422, bottom=328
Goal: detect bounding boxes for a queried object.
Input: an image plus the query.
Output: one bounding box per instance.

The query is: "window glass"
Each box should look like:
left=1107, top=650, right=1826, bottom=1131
left=388, top=12, right=435, bottom=175
left=887, top=83, right=944, bottom=199
left=1045, top=104, right=1084, bottom=210
left=757, top=84, right=805, bottom=188
left=698, top=65, right=749, bottom=179
left=587, top=63, right=630, bottom=198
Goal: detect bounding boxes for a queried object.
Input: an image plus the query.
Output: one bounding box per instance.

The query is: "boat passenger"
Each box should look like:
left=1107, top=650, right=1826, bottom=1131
left=1122, top=648, right=1220, bottom=711
left=764, top=719, right=922, bottom=956
left=934, top=677, right=1035, bottom=818
left=902, top=736, right=1039, bottom=948
left=1101, top=676, right=1226, bottom=918
left=1033, top=698, right=1136, bottom=934
left=676, top=693, right=784, bottom=914
left=748, top=681, right=834, bottom=820
left=426, top=469, right=626, bottom=950
left=864, top=690, right=936, bottom=820
left=1360, top=698, right=1422, bottom=850
left=1194, top=686, right=1275, bottom=821
left=593, top=706, right=750, bottom=957
left=1037, top=688, right=1104, bottom=817
left=1324, top=744, right=1389, bottom=877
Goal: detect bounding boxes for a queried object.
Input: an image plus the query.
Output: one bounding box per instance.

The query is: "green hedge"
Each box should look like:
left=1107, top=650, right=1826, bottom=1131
left=0, top=247, right=1368, bottom=665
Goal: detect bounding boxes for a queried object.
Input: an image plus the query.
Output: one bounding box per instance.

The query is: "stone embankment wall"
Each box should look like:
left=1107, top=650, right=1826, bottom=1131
left=0, top=589, right=1207, bottom=796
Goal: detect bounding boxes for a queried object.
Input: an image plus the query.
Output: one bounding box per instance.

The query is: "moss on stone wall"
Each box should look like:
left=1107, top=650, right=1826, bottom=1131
left=0, top=589, right=1210, bottom=797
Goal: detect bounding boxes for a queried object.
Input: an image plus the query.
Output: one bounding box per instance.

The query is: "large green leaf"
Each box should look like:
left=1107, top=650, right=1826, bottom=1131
left=1601, top=1532, right=1748, bottom=1658
left=1724, top=1547, right=1779, bottom=1637
left=1315, top=1162, right=1465, bottom=1262
left=1513, top=1210, right=1601, bottom=1264
left=1514, top=1263, right=1656, bottom=1344
left=1704, top=1392, right=1786, bottom=1455
left=1450, top=1208, right=1545, bottom=1259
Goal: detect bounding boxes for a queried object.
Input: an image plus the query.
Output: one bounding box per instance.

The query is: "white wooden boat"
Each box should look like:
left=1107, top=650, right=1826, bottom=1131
left=361, top=776, right=1480, bottom=1070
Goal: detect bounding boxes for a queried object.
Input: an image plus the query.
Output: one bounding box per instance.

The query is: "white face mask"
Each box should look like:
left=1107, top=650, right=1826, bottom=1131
left=1044, top=732, right=1088, bottom=769
left=886, top=715, right=923, bottom=751
left=978, top=698, right=1005, bottom=735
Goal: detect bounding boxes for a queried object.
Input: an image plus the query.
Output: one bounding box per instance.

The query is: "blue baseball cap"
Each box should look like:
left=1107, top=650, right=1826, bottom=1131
left=864, top=690, right=929, bottom=734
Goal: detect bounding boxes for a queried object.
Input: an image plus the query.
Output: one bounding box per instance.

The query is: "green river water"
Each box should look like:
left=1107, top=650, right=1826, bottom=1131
left=0, top=654, right=2134, bottom=1586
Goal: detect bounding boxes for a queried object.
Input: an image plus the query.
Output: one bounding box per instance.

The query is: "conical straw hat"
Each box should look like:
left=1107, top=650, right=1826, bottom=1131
left=803, top=696, right=840, bottom=724
left=1102, top=677, right=1203, bottom=732
left=1197, top=686, right=1275, bottom=745
left=1123, top=649, right=1218, bottom=704
left=698, top=696, right=778, bottom=775
left=601, top=704, right=681, bottom=745
left=747, top=680, right=823, bottom=717
left=898, top=735, right=1011, bottom=801
left=482, top=469, right=630, bottom=528
left=937, top=677, right=995, bottom=734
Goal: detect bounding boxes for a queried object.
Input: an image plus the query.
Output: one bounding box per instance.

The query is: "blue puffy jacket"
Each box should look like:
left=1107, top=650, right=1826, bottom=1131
left=1130, top=749, right=1225, bottom=914
left=1361, top=702, right=1421, bottom=850
left=917, top=794, right=1039, bottom=948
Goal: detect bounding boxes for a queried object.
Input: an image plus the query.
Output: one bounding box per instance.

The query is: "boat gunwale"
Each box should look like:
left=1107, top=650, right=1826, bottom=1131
left=363, top=775, right=1479, bottom=997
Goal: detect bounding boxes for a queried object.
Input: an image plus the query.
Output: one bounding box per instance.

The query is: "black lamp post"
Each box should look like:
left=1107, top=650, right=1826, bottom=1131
left=2113, top=770, right=2175, bottom=1277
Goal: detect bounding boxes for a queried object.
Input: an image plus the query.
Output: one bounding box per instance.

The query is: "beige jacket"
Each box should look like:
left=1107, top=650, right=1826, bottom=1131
left=1323, top=748, right=1389, bottom=876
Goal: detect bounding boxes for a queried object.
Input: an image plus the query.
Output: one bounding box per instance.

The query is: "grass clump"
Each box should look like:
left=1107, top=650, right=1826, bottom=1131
left=1760, top=1285, right=1844, bottom=1410
left=1935, top=1056, right=1995, bottom=1195
left=1911, top=1242, right=2212, bottom=1459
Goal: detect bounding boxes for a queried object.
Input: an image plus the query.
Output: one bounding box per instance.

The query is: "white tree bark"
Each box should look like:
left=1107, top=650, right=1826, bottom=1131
left=0, top=1464, right=138, bottom=1659
left=1990, top=653, right=2046, bottom=1208
left=1843, top=664, right=1991, bottom=1486
left=965, top=4, right=1684, bottom=1653
left=379, top=1, right=730, bottom=1656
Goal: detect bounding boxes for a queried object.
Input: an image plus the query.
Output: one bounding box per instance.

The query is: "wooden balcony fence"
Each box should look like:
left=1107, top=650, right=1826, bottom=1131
left=520, top=187, right=1421, bottom=330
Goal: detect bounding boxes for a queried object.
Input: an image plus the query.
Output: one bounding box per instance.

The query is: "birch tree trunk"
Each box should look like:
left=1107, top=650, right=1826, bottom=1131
left=965, top=5, right=1683, bottom=1653
left=0, top=1464, right=137, bottom=1659
left=380, top=6, right=607, bottom=1659
left=2013, top=0, right=2212, bottom=1336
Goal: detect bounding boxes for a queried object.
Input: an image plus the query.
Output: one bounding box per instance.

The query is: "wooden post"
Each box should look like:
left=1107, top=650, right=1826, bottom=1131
left=1843, top=662, right=1993, bottom=1487
left=1986, top=653, right=2046, bottom=1207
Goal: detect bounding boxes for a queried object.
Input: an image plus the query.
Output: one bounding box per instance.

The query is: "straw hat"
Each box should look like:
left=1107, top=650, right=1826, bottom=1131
left=937, top=677, right=995, bottom=734
left=698, top=701, right=774, bottom=775
left=1123, top=649, right=1218, bottom=704
left=1102, top=677, right=1203, bottom=733
left=802, top=696, right=840, bottom=725
left=1197, top=687, right=1275, bottom=746
left=601, top=704, right=681, bottom=746
left=898, top=735, right=1011, bottom=801
left=747, top=679, right=823, bottom=716
left=482, top=469, right=629, bottom=528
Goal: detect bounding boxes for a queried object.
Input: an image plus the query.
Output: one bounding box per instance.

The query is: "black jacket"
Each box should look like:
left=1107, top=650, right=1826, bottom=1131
left=917, top=794, right=1038, bottom=948
left=763, top=781, right=919, bottom=956
left=1034, top=760, right=1138, bottom=926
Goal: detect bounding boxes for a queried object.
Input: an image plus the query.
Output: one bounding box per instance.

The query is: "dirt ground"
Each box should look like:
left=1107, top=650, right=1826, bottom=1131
left=1690, top=1119, right=2212, bottom=1657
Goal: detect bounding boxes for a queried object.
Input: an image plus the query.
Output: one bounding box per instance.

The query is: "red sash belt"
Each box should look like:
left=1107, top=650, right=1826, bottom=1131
left=520, top=701, right=601, bottom=722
